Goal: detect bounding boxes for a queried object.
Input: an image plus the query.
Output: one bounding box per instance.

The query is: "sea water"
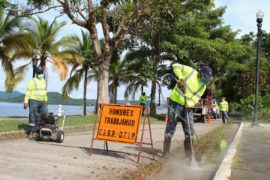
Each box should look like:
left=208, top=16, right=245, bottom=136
left=0, top=102, right=167, bottom=117
left=0, top=102, right=94, bottom=117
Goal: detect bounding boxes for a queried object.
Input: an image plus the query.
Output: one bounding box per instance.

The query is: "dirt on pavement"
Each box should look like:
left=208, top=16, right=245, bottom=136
left=151, top=122, right=240, bottom=180
left=0, top=121, right=223, bottom=180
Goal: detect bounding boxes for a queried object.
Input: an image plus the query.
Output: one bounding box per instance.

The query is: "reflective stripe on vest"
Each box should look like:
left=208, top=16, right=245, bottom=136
left=170, top=65, right=206, bottom=107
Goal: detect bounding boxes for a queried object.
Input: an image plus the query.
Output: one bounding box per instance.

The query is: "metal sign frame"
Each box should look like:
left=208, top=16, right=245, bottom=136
left=89, top=104, right=154, bottom=163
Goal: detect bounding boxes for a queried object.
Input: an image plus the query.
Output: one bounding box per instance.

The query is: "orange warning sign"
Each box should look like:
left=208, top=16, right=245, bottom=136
left=96, top=104, right=142, bottom=144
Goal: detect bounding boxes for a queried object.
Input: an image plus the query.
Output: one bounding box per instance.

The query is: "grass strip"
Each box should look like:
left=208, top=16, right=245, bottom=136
left=0, top=115, right=161, bottom=132
left=123, top=121, right=241, bottom=180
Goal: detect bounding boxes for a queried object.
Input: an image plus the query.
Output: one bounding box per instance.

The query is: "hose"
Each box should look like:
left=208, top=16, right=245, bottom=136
left=159, top=89, right=199, bottom=144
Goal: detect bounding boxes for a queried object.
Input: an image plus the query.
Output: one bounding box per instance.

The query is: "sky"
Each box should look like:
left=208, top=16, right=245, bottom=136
left=1, top=0, right=270, bottom=100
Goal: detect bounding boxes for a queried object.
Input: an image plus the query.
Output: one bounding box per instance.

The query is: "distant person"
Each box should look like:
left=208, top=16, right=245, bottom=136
left=139, top=92, right=150, bottom=114
left=162, top=63, right=213, bottom=158
left=23, top=66, right=48, bottom=139
left=219, top=96, right=229, bottom=124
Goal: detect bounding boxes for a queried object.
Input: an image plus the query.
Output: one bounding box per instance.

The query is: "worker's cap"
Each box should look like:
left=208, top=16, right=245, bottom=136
left=221, top=96, right=226, bottom=99
left=35, top=66, right=44, bottom=73
left=200, top=66, right=213, bottom=81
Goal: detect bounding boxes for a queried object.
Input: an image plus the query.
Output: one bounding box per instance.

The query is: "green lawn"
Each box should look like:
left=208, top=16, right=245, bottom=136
left=0, top=115, right=162, bottom=132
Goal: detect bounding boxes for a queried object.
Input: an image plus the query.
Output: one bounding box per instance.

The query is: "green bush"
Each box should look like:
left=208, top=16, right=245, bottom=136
left=239, top=95, right=270, bottom=122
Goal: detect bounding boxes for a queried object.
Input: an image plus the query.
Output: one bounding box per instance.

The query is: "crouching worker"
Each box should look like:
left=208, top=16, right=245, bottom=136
left=23, top=66, right=48, bottom=139
left=162, top=63, right=212, bottom=158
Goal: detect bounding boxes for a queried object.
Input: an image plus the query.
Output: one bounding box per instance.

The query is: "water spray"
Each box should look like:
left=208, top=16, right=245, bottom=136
left=186, top=109, right=199, bottom=169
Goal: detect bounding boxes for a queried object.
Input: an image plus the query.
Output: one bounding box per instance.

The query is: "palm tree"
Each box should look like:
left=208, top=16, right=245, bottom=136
left=0, top=7, right=34, bottom=91
left=62, top=31, right=97, bottom=116
left=22, top=16, right=71, bottom=80
left=109, top=49, right=131, bottom=104
left=2, top=16, right=73, bottom=91
left=123, top=47, right=173, bottom=115
left=125, top=58, right=151, bottom=99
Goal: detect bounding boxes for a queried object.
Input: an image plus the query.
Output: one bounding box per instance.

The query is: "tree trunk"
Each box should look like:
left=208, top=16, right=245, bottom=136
left=97, top=55, right=111, bottom=105
left=150, top=32, right=160, bottom=116
left=113, top=85, right=118, bottom=104
left=83, top=68, right=88, bottom=116
left=150, top=80, right=157, bottom=116
left=94, top=82, right=99, bottom=114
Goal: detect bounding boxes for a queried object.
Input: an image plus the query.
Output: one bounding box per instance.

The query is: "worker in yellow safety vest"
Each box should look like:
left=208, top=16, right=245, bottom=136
left=139, top=92, right=150, bottom=114
left=162, top=63, right=213, bottom=158
left=219, top=96, right=229, bottom=124
left=23, top=66, right=48, bottom=138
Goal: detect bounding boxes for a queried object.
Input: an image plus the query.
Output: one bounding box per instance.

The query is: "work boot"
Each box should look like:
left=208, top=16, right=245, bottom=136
left=162, top=135, right=172, bottom=158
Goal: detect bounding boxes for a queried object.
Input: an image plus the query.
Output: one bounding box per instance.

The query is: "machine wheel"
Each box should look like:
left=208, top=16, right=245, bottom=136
left=56, top=130, right=64, bottom=143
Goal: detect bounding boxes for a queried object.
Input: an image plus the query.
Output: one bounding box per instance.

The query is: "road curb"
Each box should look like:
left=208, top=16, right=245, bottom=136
left=213, top=121, right=244, bottom=180
left=0, top=130, right=27, bottom=139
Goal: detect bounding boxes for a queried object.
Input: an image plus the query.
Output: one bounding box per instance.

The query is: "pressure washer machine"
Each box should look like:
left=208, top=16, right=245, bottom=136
left=35, top=105, right=65, bottom=143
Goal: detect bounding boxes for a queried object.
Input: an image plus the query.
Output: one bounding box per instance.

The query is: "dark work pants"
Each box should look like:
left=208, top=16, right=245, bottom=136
left=221, top=111, right=229, bottom=124
left=28, top=99, right=48, bottom=132
left=164, top=100, right=194, bottom=158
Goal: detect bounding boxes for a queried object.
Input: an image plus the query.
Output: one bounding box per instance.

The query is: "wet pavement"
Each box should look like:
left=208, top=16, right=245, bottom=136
left=214, top=122, right=270, bottom=180
left=230, top=123, right=270, bottom=180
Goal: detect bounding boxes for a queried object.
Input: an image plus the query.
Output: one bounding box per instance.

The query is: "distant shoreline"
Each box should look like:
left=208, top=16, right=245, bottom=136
left=0, top=101, right=84, bottom=106
left=0, top=102, right=95, bottom=117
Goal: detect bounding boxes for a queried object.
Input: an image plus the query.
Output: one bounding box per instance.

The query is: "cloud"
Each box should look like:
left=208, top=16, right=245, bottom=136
left=216, top=0, right=270, bottom=36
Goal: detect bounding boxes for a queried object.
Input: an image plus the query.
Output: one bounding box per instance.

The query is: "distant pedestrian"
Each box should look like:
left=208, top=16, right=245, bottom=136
left=139, top=92, right=150, bottom=114
left=23, top=66, right=48, bottom=139
left=219, top=96, right=229, bottom=124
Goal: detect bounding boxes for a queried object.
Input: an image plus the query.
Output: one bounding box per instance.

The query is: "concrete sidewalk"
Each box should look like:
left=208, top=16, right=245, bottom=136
left=214, top=122, right=270, bottom=180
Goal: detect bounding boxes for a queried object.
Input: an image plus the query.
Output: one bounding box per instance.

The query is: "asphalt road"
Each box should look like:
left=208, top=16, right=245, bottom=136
left=0, top=122, right=221, bottom=180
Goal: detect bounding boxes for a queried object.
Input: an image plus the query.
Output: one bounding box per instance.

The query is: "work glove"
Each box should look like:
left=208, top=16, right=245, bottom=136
left=177, top=80, right=185, bottom=94
left=23, top=103, right=28, bottom=110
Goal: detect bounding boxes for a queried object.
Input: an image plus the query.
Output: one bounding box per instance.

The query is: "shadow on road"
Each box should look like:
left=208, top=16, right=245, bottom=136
left=35, top=140, right=158, bottom=163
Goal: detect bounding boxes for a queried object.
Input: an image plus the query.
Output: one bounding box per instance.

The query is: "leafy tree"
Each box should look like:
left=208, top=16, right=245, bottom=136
left=228, top=31, right=270, bottom=102
left=161, top=1, right=249, bottom=102
left=21, top=0, right=166, bottom=106
left=124, top=0, right=182, bottom=115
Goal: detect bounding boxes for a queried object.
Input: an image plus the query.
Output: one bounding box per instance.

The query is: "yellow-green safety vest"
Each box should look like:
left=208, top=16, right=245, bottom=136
left=139, top=95, right=149, bottom=105
left=24, top=77, right=48, bottom=103
left=219, top=100, right=228, bottom=112
left=169, top=63, right=206, bottom=107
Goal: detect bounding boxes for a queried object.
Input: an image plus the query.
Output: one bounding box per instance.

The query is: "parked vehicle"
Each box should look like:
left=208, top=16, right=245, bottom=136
left=192, top=97, right=220, bottom=123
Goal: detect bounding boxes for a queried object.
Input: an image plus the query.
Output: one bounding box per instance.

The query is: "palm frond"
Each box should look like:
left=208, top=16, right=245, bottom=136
left=51, top=56, right=68, bottom=80
left=62, top=69, right=84, bottom=99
